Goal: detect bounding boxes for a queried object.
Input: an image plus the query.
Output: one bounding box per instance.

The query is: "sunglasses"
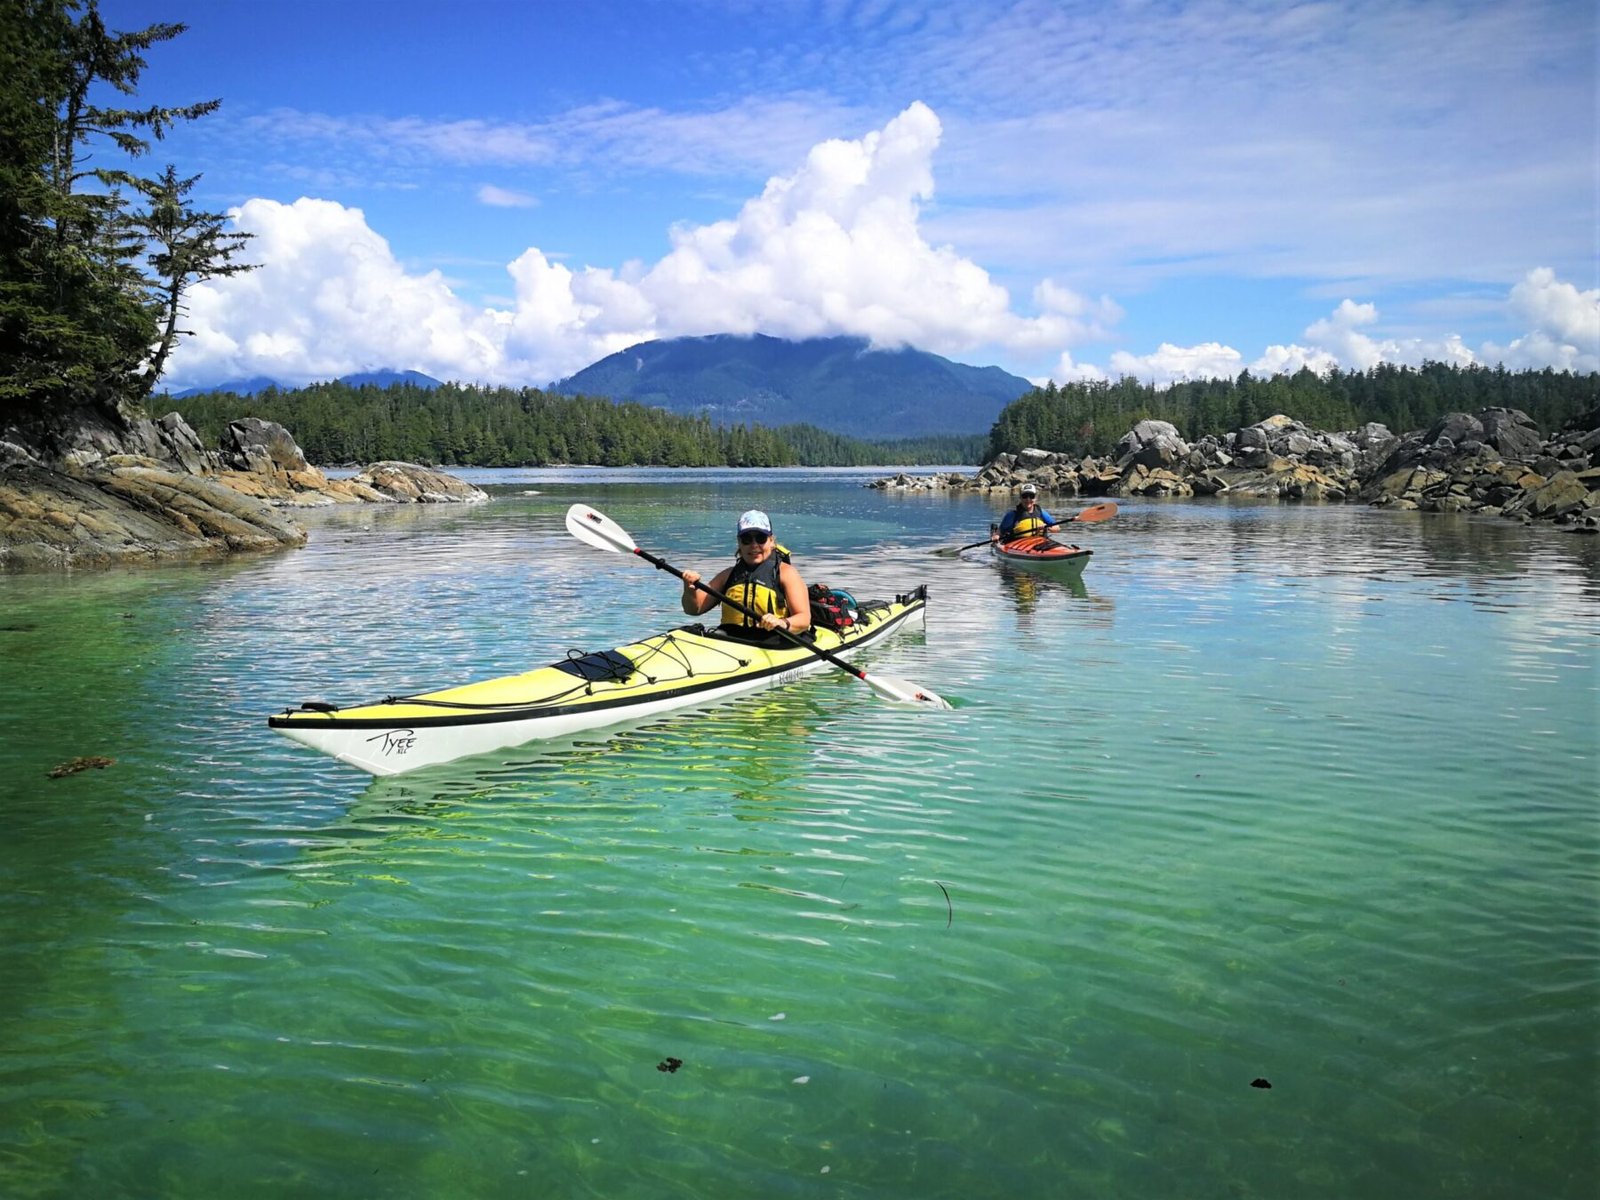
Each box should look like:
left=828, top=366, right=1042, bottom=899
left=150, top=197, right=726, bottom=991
left=738, top=530, right=770, bottom=544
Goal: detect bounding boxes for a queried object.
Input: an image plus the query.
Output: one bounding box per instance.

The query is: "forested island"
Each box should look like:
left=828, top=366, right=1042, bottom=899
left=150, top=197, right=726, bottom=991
left=167, top=382, right=987, bottom=468
left=986, top=364, right=1595, bottom=461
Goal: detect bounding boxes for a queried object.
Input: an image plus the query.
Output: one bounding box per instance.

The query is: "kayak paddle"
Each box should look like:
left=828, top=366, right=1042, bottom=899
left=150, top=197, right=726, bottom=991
left=565, top=504, right=951, bottom=710
left=934, top=501, right=1119, bottom=555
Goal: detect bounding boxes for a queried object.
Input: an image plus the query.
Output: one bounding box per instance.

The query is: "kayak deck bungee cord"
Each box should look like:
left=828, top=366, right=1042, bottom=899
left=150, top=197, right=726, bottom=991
left=269, top=585, right=930, bottom=776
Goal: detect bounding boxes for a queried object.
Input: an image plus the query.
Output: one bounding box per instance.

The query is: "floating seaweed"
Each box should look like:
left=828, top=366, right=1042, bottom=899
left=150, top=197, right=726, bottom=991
left=47, top=756, right=114, bottom=779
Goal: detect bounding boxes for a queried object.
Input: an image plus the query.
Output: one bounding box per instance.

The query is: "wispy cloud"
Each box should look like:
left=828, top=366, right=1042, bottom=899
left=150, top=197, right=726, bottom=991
left=202, top=0, right=1588, bottom=302
left=235, top=94, right=860, bottom=181
left=477, top=184, right=538, bottom=209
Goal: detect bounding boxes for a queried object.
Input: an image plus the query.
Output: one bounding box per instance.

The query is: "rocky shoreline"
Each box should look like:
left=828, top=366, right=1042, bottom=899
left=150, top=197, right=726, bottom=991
left=7, top=401, right=1594, bottom=570
left=0, top=409, right=486, bottom=569
left=872, top=406, right=1600, bottom=531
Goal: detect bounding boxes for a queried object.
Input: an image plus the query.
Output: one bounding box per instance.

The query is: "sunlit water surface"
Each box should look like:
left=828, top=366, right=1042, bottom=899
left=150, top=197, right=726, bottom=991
left=1, top=468, right=1595, bottom=1199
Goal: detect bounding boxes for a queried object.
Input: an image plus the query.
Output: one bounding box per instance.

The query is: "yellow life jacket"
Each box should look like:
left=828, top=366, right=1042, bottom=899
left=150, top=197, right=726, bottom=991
left=720, top=552, right=789, bottom=628
left=1007, top=510, right=1048, bottom=538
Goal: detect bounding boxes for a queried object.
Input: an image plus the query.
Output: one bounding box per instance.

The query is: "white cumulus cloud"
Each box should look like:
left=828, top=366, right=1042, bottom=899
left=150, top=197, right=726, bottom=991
left=176, top=197, right=505, bottom=386
left=160, top=104, right=1121, bottom=390
left=1107, top=342, right=1245, bottom=386
left=1482, top=267, right=1600, bottom=372
left=1089, top=283, right=1572, bottom=388
left=158, top=113, right=1597, bottom=394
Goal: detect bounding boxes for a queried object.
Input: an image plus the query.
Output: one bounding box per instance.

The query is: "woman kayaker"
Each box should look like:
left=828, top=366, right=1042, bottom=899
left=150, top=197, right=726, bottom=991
left=680, top=509, right=812, bottom=641
left=995, top=483, right=1060, bottom=542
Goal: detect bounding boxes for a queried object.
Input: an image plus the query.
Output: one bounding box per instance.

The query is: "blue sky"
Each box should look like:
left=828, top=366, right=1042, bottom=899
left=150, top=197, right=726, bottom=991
left=98, top=0, right=1597, bottom=392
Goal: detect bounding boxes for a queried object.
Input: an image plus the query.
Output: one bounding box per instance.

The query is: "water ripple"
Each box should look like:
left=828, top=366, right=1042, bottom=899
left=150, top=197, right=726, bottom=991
left=1, top=487, right=1595, bottom=1199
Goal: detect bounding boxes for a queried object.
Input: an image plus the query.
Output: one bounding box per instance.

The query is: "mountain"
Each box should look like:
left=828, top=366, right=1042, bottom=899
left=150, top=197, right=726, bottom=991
left=168, top=375, right=281, bottom=399
left=167, top=369, right=443, bottom=399
left=336, top=370, right=444, bottom=390
left=552, top=334, right=1033, bottom=439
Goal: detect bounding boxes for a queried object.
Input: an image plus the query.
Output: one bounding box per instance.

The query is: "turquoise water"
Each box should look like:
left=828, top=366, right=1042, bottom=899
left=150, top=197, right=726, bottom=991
left=1, top=469, right=1595, bottom=1199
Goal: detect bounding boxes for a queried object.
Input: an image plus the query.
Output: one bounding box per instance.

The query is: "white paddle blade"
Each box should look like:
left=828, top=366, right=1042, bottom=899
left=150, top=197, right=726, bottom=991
left=565, top=504, right=637, bottom=555
left=867, top=673, right=953, bottom=710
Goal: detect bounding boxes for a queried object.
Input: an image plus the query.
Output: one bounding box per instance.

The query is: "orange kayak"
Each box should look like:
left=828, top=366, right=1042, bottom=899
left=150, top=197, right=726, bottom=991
left=991, top=535, right=1092, bottom=575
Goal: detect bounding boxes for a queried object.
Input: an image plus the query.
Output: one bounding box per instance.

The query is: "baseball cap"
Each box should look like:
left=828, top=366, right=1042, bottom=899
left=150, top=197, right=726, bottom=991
left=1020, top=483, right=1038, bottom=496
left=736, top=509, right=772, bottom=535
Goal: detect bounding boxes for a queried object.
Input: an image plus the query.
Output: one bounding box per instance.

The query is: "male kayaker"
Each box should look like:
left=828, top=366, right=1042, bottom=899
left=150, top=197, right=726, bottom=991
left=680, top=509, right=812, bottom=641
left=996, top=483, right=1060, bottom=542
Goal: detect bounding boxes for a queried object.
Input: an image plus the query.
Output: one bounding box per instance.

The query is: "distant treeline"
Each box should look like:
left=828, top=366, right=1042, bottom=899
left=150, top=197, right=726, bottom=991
left=168, top=381, right=986, bottom=467
left=986, top=363, right=1597, bottom=459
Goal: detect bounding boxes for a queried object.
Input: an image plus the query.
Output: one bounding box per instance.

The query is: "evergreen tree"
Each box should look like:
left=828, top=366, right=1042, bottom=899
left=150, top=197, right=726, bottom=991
left=130, top=164, right=256, bottom=397
left=0, top=0, right=242, bottom=421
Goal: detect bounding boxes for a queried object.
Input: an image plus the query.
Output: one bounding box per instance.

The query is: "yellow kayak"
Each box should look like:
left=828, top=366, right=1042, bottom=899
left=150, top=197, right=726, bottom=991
left=270, top=585, right=930, bottom=775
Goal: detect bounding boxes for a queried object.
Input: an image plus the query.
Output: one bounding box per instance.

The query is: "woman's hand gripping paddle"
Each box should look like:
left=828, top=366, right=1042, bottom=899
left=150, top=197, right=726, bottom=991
left=566, top=504, right=951, bottom=709
left=934, top=501, right=1119, bottom=556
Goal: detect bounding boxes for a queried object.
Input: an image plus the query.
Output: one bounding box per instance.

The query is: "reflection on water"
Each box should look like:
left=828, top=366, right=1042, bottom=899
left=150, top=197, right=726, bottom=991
left=0, top=480, right=1595, bottom=1200
left=992, top=562, right=1106, bottom=616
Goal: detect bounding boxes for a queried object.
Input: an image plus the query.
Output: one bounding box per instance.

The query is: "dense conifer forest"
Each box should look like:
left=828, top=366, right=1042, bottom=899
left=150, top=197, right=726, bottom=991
left=168, top=362, right=1596, bottom=470
left=985, top=362, right=1595, bottom=459
left=168, top=381, right=987, bottom=467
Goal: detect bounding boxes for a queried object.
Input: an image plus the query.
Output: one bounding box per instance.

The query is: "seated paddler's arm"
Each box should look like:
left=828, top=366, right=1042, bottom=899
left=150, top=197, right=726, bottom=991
left=680, top=569, right=722, bottom=616
left=770, top=562, right=810, bottom=634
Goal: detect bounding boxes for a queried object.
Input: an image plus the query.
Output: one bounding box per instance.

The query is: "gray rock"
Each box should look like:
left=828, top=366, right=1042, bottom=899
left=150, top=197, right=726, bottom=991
left=1425, top=412, right=1486, bottom=446
left=1, top=405, right=494, bottom=569
left=220, top=417, right=310, bottom=475
left=155, top=412, right=220, bottom=474
left=1116, top=419, right=1190, bottom=468
left=0, top=461, right=306, bottom=569
left=1478, top=408, right=1542, bottom=461
left=348, top=462, right=489, bottom=504
left=1504, top=471, right=1592, bottom=520
left=1349, top=422, right=1396, bottom=451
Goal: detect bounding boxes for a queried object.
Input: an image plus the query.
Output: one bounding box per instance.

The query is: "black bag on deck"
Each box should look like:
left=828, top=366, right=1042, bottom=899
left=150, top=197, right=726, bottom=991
left=807, top=583, right=858, bottom=632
